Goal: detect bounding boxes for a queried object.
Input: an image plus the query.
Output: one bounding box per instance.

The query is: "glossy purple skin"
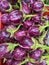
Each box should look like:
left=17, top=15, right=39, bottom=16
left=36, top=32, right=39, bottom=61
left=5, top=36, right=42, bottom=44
left=0, top=0, right=2, bottom=2
left=40, top=60, right=47, bottom=65
left=1, top=13, right=9, bottom=25
left=30, top=0, right=35, bottom=5
left=14, top=30, right=27, bottom=42
left=5, top=59, right=12, bottom=65
left=13, top=47, right=27, bottom=61
left=9, top=10, right=23, bottom=25
left=23, top=20, right=32, bottom=29
left=20, top=37, right=34, bottom=49
left=0, top=0, right=10, bottom=12
left=32, top=15, right=41, bottom=23
left=28, top=26, right=41, bottom=37
left=26, top=62, right=34, bottom=65
left=22, top=4, right=31, bottom=14
left=0, top=44, right=9, bottom=59
left=7, top=25, right=16, bottom=31
left=22, top=0, right=30, bottom=5
left=0, top=30, right=10, bottom=43
left=30, top=49, right=42, bottom=60
left=31, top=1, right=44, bottom=12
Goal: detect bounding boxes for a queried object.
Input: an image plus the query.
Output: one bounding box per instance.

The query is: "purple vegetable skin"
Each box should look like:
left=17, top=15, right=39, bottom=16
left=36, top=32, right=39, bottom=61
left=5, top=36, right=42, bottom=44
left=14, top=30, right=27, bottom=42
left=23, top=19, right=32, bottom=29
left=30, top=49, right=42, bottom=60
left=0, top=0, right=10, bottom=12
left=22, top=4, right=31, bottom=14
left=31, top=1, right=44, bottom=12
left=0, top=44, right=9, bottom=59
left=9, top=10, right=23, bottom=25
left=28, top=26, right=41, bottom=37
left=1, top=13, right=9, bottom=25
left=20, top=36, right=34, bottom=49
left=13, top=47, right=27, bottom=61
left=0, top=30, right=10, bottom=43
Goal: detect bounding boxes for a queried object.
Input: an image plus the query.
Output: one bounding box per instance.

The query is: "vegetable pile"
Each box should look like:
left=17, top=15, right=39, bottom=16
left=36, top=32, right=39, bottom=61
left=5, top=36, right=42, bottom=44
left=0, top=0, right=49, bottom=65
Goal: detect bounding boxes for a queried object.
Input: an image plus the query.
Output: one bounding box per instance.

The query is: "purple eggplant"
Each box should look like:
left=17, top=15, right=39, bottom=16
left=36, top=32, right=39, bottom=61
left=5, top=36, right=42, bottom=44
left=30, top=49, right=42, bottom=60
left=22, top=4, right=31, bottom=14
left=31, top=1, right=44, bottom=12
left=0, top=0, right=10, bottom=12
left=9, top=10, right=23, bottom=25
left=28, top=26, right=41, bottom=37
left=0, top=30, right=10, bottom=43
left=32, top=15, right=41, bottom=23
left=23, top=19, right=32, bottom=29
left=5, top=59, right=12, bottom=65
left=1, top=13, right=10, bottom=25
left=14, top=30, right=27, bottom=42
left=13, top=47, right=27, bottom=61
left=19, top=36, right=34, bottom=49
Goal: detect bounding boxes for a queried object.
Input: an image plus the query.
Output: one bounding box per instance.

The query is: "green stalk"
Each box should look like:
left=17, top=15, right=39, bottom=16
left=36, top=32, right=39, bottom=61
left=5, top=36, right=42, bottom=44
left=41, top=0, right=45, bottom=2
left=39, top=21, right=49, bottom=33
left=19, top=58, right=28, bottom=65
left=40, top=55, right=49, bottom=62
left=18, top=0, right=36, bottom=20
left=24, top=14, right=36, bottom=19
left=30, top=58, right=35, bottom=63
left=44, top=4, right=49, bottom=6
left=31, top=38, right=49, bottom=52
left=7, top=43, right=19, bottom=52
left=7, top=24, right=22, bottom=37
left=18, top=0, right=22, bottom=11
left=6, top=3, right=13, bottom=12
left=38, top=31, right=48, bottom=44
left=13, top=3, right=20, bottom=9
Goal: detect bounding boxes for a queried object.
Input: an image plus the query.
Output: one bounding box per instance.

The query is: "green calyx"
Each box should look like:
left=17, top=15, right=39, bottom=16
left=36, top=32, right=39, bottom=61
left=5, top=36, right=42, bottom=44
left=7, top=24, right=22, bottom=37
left=39, top=21, right=49, bottom=33
left=18, top=53, right=35, bottom=65
left=13, top=3, right=20, bottom=9
left=18, top=58, right=35, bottom=65
left=38, top=31, right=48, bottom=44
left=40, top=55, right=49, bottom=65
left=18, top=0, right=36, bottom=20
left=23, top=14, right=36, bottom=20
left=41, top=0, right=45, bottom=2
left=31, top=38, right=49, bottom=52
left=19, top=58, right=28, bottom=65
left=18, top=0, right=22, bottom=11
left=7, top=43, right=19, bottom=52
left=6, top=3, right=13, bottom=12
left=3, top=43, right=19, bottom=63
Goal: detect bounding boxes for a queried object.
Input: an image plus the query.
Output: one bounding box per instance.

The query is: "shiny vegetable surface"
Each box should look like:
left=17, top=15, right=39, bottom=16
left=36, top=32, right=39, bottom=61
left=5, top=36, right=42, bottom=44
left=0, top=0, right=49, bottom=65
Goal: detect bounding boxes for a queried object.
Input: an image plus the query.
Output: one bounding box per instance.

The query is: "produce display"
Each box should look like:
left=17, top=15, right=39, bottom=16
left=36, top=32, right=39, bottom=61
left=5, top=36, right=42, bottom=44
left=0, top=0, right=49, bottom=65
